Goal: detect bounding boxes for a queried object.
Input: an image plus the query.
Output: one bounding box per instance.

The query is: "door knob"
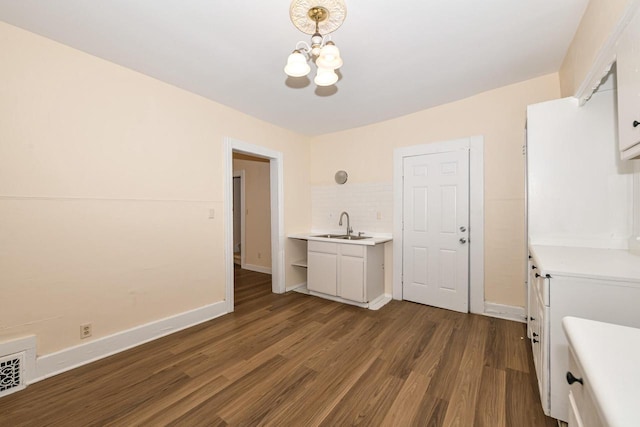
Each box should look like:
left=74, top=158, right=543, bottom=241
left=566, top=371, right=583, bottom=385
left=459, top=238, right=467, bottom=244
left=459, top=226, right=466, bottom=232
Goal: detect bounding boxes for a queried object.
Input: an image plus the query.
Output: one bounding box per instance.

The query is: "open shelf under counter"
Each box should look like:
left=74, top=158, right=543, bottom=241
left=291, top=259, right=307, bottom=268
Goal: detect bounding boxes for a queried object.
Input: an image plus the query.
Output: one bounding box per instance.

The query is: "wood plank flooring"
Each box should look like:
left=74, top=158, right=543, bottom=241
left=0, top=267, right=557, bottom=426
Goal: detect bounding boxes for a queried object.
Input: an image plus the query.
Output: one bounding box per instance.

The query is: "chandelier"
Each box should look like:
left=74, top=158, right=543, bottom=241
left=284, top=0, right=347, bottom=87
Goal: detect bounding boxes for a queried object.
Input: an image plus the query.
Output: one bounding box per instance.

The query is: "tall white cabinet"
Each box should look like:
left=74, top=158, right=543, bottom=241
left=526, top=85, right=638, bottom=421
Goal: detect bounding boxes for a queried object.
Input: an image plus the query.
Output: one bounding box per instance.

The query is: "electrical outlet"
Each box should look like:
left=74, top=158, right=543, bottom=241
left=80, top=323, right=92, bottom=339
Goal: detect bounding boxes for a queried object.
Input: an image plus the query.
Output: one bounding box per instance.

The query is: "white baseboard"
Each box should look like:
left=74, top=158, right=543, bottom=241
left=483, top=302, right=526, bottom=323
left=368, top=294, right=392, bottom=311
left=286, top=282, right=307, bottom=292
left=292, top=285, right=310, bottom=295
left=33, top=301, right=228, bottom=383
left=308, top=290, right=369, bottom=308
left=242, top=263, right=272, bottom=274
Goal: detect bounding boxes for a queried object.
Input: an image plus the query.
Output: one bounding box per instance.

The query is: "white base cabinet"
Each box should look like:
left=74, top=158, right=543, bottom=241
left=527, top=245, right=640, bottom=422
left=307, top=240, right=384, bottom=305
left=563, top=317, right=640, bottom=426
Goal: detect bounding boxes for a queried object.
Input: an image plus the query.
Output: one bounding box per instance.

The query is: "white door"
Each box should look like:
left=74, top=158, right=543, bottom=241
left=402, top=150, right=469, bottom=312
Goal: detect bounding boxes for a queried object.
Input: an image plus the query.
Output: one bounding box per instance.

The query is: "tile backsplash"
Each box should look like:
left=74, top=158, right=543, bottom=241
left=312, top=182, right=393, bottom=234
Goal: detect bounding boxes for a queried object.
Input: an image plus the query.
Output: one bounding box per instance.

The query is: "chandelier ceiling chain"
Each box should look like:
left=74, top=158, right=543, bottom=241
left=284, top=0, right=346, bottom=87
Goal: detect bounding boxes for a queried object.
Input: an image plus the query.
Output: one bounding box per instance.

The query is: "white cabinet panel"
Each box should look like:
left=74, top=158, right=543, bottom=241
left=308, top=251, right=337, bottom=296
left=617, top=7, right=640, bottom=158
left=339, top=255, right=365, bottom=302
left=527, top=91, right=631, bottom=249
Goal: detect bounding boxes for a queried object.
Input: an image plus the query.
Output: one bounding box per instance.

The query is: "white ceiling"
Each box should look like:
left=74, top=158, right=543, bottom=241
left=0, top=0, right=589, bottom=136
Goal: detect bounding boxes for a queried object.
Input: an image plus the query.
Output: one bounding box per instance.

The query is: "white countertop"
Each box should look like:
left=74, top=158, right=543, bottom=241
left=563, top=317, right=640, bottom=427
left=288, top=232, right=392, bottom=246
left=530, top=245, right=640, bottom=283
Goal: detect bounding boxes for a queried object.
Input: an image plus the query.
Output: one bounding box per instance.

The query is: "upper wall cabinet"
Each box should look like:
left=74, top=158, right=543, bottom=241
left=617, top=7, right=640, bottom=160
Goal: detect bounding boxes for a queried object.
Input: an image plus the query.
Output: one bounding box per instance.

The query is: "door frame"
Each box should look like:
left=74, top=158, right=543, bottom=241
left=392, top=136, right=484, bottom=314
left=232, top=170, right=246, bottom=268
left=224, top=138, right=285, bottom=313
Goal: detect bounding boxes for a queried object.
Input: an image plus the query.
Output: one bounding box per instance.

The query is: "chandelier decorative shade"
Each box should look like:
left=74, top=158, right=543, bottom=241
left=284, top=0, right=346, bottom=87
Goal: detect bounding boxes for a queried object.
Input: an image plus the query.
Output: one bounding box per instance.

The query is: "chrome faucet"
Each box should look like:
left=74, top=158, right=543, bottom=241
left=339, top=211, right=353, bottom=236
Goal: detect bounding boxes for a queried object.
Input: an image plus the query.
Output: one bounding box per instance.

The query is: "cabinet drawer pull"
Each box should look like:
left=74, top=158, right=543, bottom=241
left=531, top=264, right=537, bottom=270
left=533, top=339, right=539, bottom=343
left=634, top=120, right=639, bottom=128
left=532, top=332, right=538, bottom=337
left=566, top=371, right=583, bottom=385
left=529, top=316, right=536, bottom=321
left=535, top=273, right=541, bottom=278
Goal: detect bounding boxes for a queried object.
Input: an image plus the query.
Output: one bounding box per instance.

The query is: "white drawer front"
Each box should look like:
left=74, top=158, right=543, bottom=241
left=340, top=243, right=364, bottom=258
left=308, top=240, right=338, bottom=254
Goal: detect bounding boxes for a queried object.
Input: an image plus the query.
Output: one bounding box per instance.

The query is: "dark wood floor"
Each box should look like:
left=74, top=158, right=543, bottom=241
left=0, top=267, right=557, bottom=426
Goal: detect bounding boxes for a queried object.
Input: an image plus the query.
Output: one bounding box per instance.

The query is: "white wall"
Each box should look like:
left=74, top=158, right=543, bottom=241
left=311, top=182, right=393, bottom=234
left=0, top=22, right=311, bottom=356
left=560, top=0, right=632, bottom=97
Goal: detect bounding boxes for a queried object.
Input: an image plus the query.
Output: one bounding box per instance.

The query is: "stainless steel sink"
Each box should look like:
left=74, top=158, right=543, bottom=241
left=337, top=235, right=371, bottom=240
left=312, top=234, right=371, bottom=240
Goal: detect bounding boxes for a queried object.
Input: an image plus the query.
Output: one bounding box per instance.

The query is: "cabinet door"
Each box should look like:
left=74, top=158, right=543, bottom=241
left=308, top=251, right=337, bottom=296
left=617, top=8, right=640, bottom=156
left=532, top=290, right=549, bottom=414
left=339, top=255, right=365, bottom=302
left=568, top=391, right=584, bottom=427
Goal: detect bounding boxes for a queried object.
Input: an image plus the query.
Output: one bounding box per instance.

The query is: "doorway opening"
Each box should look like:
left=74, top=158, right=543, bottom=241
left=224, top=138, right=285, bottom=313
left=233, top=171, right=245, bottom=267
left=232, top=153, right=271, bottom=273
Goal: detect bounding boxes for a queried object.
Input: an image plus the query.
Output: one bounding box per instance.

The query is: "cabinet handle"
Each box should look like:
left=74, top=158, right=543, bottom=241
left=634, top=120, right=640, bottom=128
left=535, top=273, right=541, bottom=278
left=566, top=371, right=584, bottom=385
left=532, top=332, right=538, bottom=337
left=529, top=316, right=536, bottom=321
left=531, top=265, right=537, bottom=270
left=533, top=339, right=539, bottom=343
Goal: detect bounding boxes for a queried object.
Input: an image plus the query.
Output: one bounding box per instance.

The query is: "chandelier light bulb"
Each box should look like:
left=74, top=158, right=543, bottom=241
left=314, top=67, right=338, bottom=86
left=284, top=51, right=311, bottom=77
left=316, top=42, right=343, bottom=69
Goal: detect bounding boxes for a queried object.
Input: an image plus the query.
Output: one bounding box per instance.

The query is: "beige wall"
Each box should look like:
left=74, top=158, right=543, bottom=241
left=0, top=22, right=311, bottom=355
left=310, top=74, right=561, bottom=307
left=233, top=155, right=272, bottom=269
left=559, top=0, right=630, bottom=97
